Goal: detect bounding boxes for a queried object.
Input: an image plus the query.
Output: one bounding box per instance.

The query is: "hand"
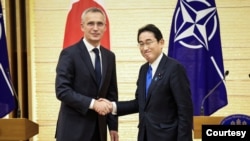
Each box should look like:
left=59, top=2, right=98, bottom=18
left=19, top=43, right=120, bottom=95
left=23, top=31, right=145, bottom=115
left=99, top=98, right=113, bottom=112
left=110, top=130, right=119, bottom=141
left=93, top=98, right=112, bottom=115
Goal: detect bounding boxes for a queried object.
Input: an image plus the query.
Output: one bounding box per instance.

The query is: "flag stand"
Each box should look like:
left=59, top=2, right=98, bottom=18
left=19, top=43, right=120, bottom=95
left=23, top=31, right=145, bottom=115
left=0, top=118, right=39, bottom=141
left=193, top=116, right=224, bottom=138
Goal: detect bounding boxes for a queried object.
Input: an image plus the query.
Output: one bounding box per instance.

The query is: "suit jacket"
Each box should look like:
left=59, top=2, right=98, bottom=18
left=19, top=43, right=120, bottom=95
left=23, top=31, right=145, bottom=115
left=55, top=39, right=118, bottom=141
left=117, top=54, right=193, bottom=141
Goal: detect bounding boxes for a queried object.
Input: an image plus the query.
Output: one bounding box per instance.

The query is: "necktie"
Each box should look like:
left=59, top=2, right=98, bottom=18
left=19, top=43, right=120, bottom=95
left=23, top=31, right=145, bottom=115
left=146, top=65, right=152, bottom=97
left=93, top=48, right=101, bottom=87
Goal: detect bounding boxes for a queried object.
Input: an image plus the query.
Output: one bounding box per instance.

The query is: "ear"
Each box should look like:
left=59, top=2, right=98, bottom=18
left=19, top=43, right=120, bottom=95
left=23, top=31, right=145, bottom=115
left=160, top=39, right=165, bottom=49
left=81, top=23, right=84, bottom=32
left=160, top=38, right=165, bottom=45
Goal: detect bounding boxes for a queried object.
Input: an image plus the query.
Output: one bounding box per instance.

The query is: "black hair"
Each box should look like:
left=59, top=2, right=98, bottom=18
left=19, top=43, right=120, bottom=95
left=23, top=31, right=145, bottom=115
left=137, top=24, right=163, bottom=42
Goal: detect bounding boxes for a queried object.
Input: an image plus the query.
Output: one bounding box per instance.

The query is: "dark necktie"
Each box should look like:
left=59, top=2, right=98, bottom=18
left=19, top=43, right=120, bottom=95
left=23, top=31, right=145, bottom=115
left=146, top=65, right=152, bottom=97
left=93, top=48, right=101, bottom=87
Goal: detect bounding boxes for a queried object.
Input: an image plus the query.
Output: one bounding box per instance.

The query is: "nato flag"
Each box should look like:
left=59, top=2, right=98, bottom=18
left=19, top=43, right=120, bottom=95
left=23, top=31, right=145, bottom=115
left=168, top=0, right=228, bottom=115
left=0, top=2, right=16, bottom=118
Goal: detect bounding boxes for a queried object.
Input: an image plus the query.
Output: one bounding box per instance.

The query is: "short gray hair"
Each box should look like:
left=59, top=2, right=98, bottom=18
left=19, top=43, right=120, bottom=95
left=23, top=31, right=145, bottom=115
left=81, top=7, right=106, bottom=23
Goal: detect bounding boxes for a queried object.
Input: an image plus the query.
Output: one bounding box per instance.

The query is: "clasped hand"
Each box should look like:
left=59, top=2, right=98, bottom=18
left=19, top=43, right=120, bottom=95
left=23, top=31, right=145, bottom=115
left=93, top=98, right=113, bottom=115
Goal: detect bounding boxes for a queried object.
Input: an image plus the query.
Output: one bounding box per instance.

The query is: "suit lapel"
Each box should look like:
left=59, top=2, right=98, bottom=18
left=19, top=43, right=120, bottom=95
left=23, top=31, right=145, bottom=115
left=78, top=41, right=97, bottom=85
left=99, top=47, right=107, bottom=88
left=145, top=55, right=167, bottom=103
left=142, top=65, right=148, bottom=102
left=139, top=65, right=148, bottom=109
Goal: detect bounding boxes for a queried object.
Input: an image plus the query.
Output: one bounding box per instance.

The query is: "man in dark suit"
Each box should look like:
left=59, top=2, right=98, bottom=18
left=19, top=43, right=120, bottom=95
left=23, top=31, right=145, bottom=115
left=55, top=7, right=118, bottom=141
left=102, top=24, right=193, bottom=141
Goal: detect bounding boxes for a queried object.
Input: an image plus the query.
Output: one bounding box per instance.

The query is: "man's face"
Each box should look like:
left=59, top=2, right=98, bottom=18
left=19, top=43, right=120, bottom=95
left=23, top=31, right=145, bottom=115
left=138, top=31, right=164, bottom=63
left=81, top=12, right=106, bottom=46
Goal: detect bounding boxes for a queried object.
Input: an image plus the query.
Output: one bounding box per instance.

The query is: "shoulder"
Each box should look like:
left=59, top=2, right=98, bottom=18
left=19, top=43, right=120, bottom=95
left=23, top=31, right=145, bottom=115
left=161, top=54, right=186, bottom=71
left=100, top=46, right=115, bottom=57
left=61, top=40, right=84, bottom=54
left=162, top=54, right=182, bottom=66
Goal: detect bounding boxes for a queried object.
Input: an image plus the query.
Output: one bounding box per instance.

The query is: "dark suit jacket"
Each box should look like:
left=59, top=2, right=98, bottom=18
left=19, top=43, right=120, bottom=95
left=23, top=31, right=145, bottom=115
left=117, top=54, right=193, bottom=141
left=55, top=39, right=118, bottom=141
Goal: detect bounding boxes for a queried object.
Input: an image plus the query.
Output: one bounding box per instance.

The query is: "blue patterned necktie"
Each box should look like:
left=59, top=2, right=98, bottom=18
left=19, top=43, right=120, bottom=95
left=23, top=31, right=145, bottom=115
left=146, top=65, right=152, bottom=97
left=93, top=48, right=101, bottom=87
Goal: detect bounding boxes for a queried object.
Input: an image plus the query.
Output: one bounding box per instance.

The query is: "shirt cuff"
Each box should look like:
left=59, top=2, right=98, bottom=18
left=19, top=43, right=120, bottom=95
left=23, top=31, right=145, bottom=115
left=112, top=102, right=117, bottom=115
left=89, top=99, right=95, bottom=109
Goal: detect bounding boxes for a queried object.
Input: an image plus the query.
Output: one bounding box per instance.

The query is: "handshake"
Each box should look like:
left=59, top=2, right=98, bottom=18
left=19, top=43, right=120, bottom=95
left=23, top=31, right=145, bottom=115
left=93, top=98, right=114, bottom=116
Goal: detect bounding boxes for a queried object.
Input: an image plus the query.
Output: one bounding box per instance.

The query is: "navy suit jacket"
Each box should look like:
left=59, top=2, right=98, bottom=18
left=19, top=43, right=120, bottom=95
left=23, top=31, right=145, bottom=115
left=55, top=39, right=118, bottom=141
left=117, top=54, right=193, bottom=141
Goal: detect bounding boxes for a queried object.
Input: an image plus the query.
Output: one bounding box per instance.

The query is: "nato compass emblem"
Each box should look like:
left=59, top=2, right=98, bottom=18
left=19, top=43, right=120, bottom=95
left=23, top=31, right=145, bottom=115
left=173, top=0, right=218, bottom=51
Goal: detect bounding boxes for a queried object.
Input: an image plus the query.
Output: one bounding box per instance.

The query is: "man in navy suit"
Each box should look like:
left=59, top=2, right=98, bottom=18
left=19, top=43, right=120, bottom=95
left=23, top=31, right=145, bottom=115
left=55, top=7, right=118, bottom=141
left=103, top=24, right=193, bottom=141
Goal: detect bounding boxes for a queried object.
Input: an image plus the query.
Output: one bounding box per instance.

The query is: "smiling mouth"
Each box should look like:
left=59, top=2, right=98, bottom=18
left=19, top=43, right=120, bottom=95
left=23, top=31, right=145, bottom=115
left=92, top=34, right=99, bottom=36
left=144, top=52, right=151, bottom=58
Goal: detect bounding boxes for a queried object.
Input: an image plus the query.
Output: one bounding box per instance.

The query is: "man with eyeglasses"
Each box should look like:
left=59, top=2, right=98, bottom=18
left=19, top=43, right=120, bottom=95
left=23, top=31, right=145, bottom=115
left=101, top=24, right=193, bottom=141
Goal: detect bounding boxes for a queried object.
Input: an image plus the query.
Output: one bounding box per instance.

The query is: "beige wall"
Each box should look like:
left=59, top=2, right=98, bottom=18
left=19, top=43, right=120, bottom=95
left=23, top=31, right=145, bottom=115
left=2, top=0, right=250, bottom=141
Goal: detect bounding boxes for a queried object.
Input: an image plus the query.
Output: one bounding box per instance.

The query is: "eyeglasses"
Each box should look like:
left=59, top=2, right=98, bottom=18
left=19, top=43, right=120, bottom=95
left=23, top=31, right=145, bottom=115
left=138, top=40, right=156, bottom=48
left=82, top=21, right=105, bottom=28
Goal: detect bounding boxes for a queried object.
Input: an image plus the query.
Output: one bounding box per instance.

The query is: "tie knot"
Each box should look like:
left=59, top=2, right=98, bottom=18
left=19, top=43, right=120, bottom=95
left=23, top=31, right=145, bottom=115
left=148, top=65, right=152, bottom=71
left=93, top=48, right=99, bottom=55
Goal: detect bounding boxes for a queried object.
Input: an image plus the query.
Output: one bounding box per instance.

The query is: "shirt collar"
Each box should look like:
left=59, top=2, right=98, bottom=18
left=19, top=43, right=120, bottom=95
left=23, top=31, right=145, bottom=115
left=83, top=38, right=100, bottom=52
left=149, top=53, right=163, bottom=75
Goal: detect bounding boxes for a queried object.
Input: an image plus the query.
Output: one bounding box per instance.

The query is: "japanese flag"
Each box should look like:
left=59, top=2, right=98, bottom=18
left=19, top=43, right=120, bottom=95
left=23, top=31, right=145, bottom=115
left=63, top=0, right=110, bottom=49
